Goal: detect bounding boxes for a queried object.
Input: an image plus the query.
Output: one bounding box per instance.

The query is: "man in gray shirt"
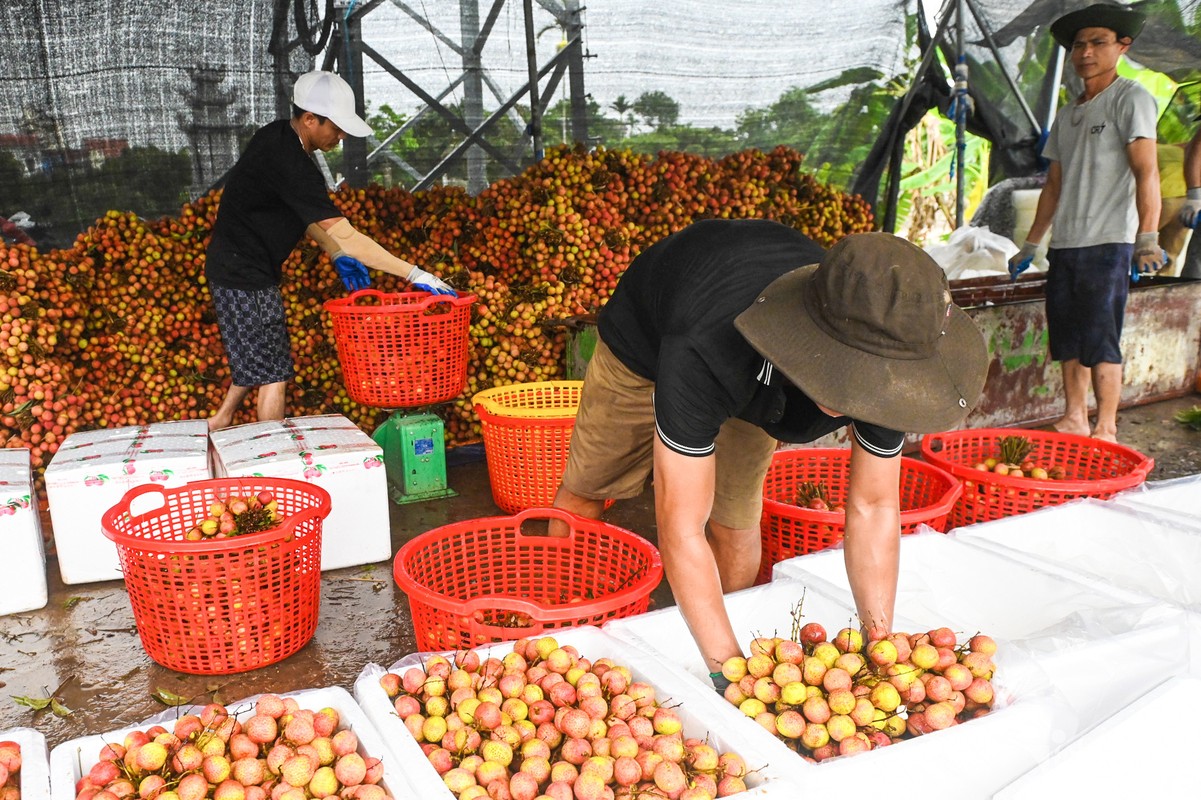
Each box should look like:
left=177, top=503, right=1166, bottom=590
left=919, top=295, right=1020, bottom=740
left=1008, top=3, right=1164, bottom=442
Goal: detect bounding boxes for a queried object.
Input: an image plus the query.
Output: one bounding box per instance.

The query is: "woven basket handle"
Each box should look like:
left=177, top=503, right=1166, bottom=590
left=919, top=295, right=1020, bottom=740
left=510, top=506, right=586, bottom=539
left=461, top=595, right=549, bottom=636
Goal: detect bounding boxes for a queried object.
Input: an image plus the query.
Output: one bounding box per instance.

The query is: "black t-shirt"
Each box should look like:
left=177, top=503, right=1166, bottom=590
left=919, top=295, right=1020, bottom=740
left=205, top=120, right=342, bottom=290
left=598, top=219, right=905, bottom=458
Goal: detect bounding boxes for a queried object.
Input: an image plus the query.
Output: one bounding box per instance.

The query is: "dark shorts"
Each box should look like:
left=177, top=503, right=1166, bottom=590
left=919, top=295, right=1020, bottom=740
left=209, top=283, right=295, bottom=387
left=1045, top=243, right=1132, bottom=367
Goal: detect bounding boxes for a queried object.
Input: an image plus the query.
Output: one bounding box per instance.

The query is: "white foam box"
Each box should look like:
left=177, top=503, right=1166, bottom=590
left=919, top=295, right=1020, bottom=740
left=950, top=499, right=1201, bottom=675
left=1, top=726, right=51, bottom=800
left=772, top=529, right=1190, bottom=731
left=0, top=448, right=47, bottom=614
left=353, top=625, right=804, bottom=799
left=995, top=676, right=1201, bottom=797
left=1110, top=473, right=1201, bottom=530
left=604, top=577, right=1078, bottom=795
left=44, top=421, right=211, bottom=584
left=209, top=414, right=390, bottom=570
left=48, top=686, right=417, bottom=800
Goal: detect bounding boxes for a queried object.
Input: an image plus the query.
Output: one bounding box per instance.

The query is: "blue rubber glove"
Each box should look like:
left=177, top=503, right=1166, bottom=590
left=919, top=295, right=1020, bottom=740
left=407, top=265, right=457, bottom=296
left=334, top=255, right=370, bottom=291
left=1007, top=241, right=1038, bottom=282
left=1178, top=188, right=1201, bottom=229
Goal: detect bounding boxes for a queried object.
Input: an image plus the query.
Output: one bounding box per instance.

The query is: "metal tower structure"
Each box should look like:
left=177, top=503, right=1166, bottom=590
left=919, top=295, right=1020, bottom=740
left=270, top=0, right=590, bottom=194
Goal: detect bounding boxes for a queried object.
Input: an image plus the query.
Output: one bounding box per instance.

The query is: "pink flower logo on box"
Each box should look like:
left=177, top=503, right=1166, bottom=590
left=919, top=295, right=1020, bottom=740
left=0, top=505, right=14, bottom=516
left=302, top=464, right=326, bottom=480
left=299, top=451, right=314, bottom=465
left=149, top=469, right=173, bottom=482
left=122, top=459, right=136, bottom=475
left=364, top=456, right=383, bottom=469
left=84, top=474, right=109, bottom=486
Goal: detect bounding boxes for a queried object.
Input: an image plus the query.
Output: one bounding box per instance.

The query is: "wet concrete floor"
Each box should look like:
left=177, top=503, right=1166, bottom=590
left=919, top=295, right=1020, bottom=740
left=2, top=393, right=1199, bottom=750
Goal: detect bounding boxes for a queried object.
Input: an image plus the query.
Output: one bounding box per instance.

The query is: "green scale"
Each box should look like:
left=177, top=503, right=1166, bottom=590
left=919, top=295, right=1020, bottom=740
left=371, top=410, right=456, bottom=504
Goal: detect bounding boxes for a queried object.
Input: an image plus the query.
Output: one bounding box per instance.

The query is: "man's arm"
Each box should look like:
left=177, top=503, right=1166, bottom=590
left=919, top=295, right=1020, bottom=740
left=841, top=436, right=903, bottom=636
left=308, top=218, right=416, bottom=279
left=651, top=438, right=743, bottom=674
left=1127, top=137, right=1162, bottom=235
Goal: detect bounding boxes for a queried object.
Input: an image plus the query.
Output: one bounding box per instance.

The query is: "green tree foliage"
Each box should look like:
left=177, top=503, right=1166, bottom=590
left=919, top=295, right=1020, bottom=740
left=631, top=90, right=680, bottom=130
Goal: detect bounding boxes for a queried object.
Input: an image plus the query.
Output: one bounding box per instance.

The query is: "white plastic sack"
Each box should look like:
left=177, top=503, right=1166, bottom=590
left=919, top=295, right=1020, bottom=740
left=924, top=224, right=1026, bottom=281
left=1110, top=473, right=1201, bottom=528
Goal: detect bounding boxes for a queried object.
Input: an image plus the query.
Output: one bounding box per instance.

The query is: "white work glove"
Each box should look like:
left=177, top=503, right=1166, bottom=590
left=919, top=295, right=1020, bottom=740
left=1007, top=240, right=1038, bottom=281
left=1133, top=231, right=1167, bottom=276
left=406, top=265, right=456, bottom=296
left=1179, top=188, right=1201, bottom=229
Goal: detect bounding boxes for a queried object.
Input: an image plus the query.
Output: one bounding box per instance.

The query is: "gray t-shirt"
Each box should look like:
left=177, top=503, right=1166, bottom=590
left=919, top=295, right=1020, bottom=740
left=1043, top=77, right=1158, bottom=248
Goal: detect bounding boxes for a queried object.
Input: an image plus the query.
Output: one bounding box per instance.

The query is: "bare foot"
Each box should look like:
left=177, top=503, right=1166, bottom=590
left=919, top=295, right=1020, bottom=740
left=207, top=416, right=229, bottom=433
left=1051, top=417, right=1090, bottom=437
left=1091, top=428, right=1118, bottom=443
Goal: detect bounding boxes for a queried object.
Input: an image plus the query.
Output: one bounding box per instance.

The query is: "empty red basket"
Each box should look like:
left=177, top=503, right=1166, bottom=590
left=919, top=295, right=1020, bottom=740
left=921, top=427, right=1154, bottom=528
left=394, top=507, right=663, bottom=651
left=473, top=381, right=585, bottom=513
left=758, top=448, right=961, bottom=583
left=101, top=478, right=330, bottom=675
left=324, top=289, right=475, bottom=408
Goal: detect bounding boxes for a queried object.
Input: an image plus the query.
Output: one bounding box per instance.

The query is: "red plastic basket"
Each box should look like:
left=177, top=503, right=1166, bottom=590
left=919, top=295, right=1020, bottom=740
left=324, top=289, right=475, bottom=408
left=394, top=507, right=663, bottom=651
left=473, top=381, right=586, bottom=514
left=920, top=428, right=1154, bottom=528
left=101, top=478, right=331, bottom=675
left=758, top=448, right=962, bottom=583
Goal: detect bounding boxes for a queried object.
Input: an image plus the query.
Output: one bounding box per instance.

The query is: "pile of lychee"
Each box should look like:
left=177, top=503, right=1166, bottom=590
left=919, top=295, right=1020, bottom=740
left=0, top=740, right=20, bottom=800
left=185, top=492, right=282, bottom=540
left=720, top=620, right=998, bottom=762
left=72, top=695, right=393, bottom=800
left=379, top=635, right=754, bottom=800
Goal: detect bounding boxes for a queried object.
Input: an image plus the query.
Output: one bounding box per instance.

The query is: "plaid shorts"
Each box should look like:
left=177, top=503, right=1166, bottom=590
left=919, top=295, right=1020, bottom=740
left=209, top=283, right=295, bottom=387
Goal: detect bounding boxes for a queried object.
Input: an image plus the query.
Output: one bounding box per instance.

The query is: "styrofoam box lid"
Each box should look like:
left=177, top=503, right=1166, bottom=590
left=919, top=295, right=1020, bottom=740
left=604, top=587, right=1078, bottom=798
left=1, top=726, right=51, bottom=800
left=0, top=448, right=32, bottom=504
left=1111, top=473, right=1201, bottom=529
left=44, top=441, right=210, bottom=483
left=55, top=421, right=208, bottom=453
left=209, top=414, right=360, bottom=448
left=995, top=676, right=1201, bottom=797
left=48, top=686, right=418, bottom=800
left=354, top=625, right=804, bottom=799
left=951, top=499, right=1201, bottom=610
left=214, top=426, right=380, bottom=475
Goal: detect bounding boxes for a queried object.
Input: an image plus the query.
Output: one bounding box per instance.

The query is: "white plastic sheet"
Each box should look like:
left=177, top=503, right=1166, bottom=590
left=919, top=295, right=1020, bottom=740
left=1110, top=473, right=1201, bottom=530
left=995, top=676, right=1201, bottom=797
left=772, top=529, right=1190, bottom=731
left=604, top=578, right=1078, bottom=794
left=1, top=727, right=50, bottom=800
left=47, top=687, right=414, bottom=800
left=353, top=626, right=802, bottom=798
left=924, top=224, right=1023, bottom=281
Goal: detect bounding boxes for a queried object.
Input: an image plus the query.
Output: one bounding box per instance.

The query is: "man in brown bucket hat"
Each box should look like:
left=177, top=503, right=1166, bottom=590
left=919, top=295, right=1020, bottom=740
left=553, top=218, right=989, bottom=690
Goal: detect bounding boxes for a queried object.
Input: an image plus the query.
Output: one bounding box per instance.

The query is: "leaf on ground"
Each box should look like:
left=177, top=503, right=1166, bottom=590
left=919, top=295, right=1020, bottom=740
left=63, top=597, right=85, bottom=609
left=50, top=698, right=72, bottom=716
left=12, top=695, right=51, bottom=710
left=151, top=687, right=190, bottom=706
left=1173, top=406, right=1201, bottom=431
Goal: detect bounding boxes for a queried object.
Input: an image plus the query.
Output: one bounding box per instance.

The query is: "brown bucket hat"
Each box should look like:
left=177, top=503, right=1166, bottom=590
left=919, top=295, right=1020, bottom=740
left=1050, top=2, right=1145, bottom=49
left=734, top=232, right=988, bottom=434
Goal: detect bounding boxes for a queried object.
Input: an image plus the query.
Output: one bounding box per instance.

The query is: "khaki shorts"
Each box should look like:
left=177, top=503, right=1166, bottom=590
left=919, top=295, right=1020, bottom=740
left=561, top=338, right=778, bottom=529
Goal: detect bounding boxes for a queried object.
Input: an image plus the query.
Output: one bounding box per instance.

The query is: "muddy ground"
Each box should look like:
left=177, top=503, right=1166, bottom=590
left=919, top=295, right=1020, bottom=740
left=1, top=393, right=1198, bottom=751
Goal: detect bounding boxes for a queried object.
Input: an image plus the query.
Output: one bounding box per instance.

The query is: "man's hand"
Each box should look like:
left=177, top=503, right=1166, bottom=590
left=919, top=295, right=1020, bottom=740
left=407, top=265, right=456, bottom=296
left=1133, top=232, right=1167, bottom=276
left=1007, top=241, right=1038, bottom=281
left=1179, top=188, right=1201, bottom=229
left=334, top=255, right=370, bottom=291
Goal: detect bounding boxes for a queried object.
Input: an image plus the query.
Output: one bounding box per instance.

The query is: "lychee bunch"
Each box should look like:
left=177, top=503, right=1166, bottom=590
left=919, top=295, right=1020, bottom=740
left=185, top=491, right=282, bottom=540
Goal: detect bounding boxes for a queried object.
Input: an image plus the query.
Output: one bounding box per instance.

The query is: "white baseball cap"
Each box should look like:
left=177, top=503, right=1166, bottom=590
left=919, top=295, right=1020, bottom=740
left=292, top=70, right=373, bottom=137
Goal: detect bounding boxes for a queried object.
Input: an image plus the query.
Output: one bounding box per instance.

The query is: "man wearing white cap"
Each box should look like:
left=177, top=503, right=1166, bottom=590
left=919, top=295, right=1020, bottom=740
left=204, top=70, right=454, bottom=431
